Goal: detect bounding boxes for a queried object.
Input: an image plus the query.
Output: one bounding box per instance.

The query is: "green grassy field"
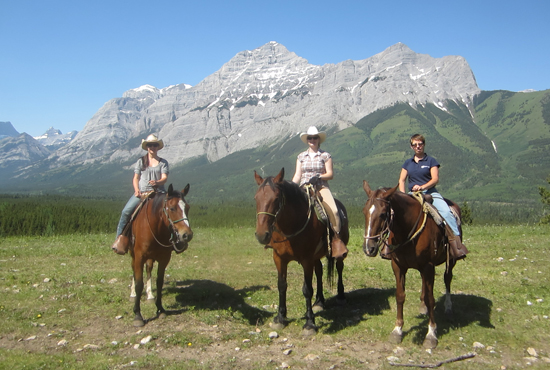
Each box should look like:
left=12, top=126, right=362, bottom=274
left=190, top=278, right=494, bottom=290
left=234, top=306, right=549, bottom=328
left=1, top=225, right=549, bottom=369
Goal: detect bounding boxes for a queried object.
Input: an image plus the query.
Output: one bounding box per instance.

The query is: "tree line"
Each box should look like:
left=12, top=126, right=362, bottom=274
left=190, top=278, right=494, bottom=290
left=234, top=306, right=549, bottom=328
left=0, top=195, right=122, bottom=237
left=0, top=186, right=548, bottom=237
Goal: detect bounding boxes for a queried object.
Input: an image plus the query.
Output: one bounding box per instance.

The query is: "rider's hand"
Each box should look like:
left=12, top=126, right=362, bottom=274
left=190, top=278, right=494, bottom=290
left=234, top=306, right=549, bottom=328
left=309, top=174, right=321, bottom=186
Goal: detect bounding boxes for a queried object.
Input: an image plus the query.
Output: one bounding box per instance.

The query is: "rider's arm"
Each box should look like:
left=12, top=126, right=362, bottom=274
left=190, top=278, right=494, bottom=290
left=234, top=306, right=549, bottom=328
left=320, top=157, right=334, bottom=181
left=398, top=168, right=408, bottom=192
left=412, top=166, right=439, bottom=192
left=151, top=173, right=168, bottom=187
left=291, top=158, right=302, bottom=184
left=133, top=173, right=141, bottom=196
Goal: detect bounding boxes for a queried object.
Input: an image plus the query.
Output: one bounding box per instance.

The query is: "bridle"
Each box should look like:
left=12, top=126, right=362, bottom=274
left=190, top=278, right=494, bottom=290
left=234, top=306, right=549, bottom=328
left=364, top=193, right=428, bottom=253
left=256, top=183, right=313, bottom=242
left=363, top=198, right=392, bottom=250
left=146, top=193, right=189, bottom=251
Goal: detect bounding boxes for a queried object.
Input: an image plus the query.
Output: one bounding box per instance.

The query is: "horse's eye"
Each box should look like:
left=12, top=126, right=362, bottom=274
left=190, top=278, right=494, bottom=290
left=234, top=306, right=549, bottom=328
left=380, top=213, right=387, bottom=220
left=170, top=207, right=176, bottom=212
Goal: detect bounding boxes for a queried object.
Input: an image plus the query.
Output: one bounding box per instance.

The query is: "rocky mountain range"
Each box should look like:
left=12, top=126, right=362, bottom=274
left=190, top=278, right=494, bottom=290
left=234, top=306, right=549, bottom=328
left=0, top=133, right=51, bottom=171
left=31, top=41, right=478, bottom=169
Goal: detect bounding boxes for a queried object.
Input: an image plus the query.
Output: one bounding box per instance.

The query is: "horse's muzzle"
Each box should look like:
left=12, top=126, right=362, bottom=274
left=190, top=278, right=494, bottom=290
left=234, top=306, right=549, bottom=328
left=362, top=239, right=379, bottom=257
left=255, top=230, right=271, bottom=245
left=174, top=230, right=193, bottom=252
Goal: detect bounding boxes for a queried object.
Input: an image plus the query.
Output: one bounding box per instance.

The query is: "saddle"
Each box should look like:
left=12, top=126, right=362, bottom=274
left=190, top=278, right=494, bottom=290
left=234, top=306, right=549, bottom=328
left=302, top=183, right=348, bottom=259
left=121, top=191, right=157, bottom=237
left=410, top=192, right=468, bottom=261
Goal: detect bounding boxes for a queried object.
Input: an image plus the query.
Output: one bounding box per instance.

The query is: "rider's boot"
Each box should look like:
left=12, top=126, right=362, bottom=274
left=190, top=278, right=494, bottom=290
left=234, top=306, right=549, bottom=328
left=445, top=224, right=468, bottom=261
left=112, top=234, right=130, bottom=255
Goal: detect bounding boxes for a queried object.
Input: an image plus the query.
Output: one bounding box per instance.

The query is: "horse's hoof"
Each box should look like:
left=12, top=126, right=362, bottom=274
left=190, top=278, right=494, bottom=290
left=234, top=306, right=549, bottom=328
left=158, top=312, right=167, bottom=319
left=301, top=327, right=318, bottom=336
left=129, top=296, right=136, bottom=302
left=389, top=331, right=403, bottom=344
left=312, top=304, right=324, bottom=313
left=423, top=336, right=438, bottom=349
left=147, top=297, right=155, bottom=301
left=133, top=319, right=145, bottom=327
left=269, top=322, right=286, bottom=330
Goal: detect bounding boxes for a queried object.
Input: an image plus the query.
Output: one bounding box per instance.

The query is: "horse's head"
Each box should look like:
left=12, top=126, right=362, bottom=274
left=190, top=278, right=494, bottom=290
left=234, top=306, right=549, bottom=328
left=362, top=181, right=397, bottom=257
left=165, top=183, right=193, bottom=253
left=254, top=168, right=285, bottom=245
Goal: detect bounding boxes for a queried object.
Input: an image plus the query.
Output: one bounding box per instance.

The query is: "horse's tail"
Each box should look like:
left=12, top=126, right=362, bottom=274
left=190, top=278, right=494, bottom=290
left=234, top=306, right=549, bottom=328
left=327, top=255, right=335, bottom=289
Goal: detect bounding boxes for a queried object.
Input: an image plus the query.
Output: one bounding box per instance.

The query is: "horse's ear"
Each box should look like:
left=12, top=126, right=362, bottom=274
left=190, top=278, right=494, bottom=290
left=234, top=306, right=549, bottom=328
left=274, top=168, right=285, bottom=183
left=363, top=180, right=373, bottom=197
left=254, top=170, right=264, bottom=185
left=168, top=184, right=174, bottom=194
left=182, top=184, right=190, bottom=197
left=387, top=184, right=399, bottom=197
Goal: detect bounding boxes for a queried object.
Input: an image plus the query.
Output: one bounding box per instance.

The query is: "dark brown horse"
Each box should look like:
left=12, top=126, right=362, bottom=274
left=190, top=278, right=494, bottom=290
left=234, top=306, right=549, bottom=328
left=361, top=181, right=463, bottom=349
left=130, top=184, right=193, bottom=327
left=254, top=168, right=349, bottom=335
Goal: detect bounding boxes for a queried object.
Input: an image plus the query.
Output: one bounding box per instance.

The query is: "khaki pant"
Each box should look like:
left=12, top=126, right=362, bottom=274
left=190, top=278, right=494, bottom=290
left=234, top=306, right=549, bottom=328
left=319, top=187, right=340, bottom=233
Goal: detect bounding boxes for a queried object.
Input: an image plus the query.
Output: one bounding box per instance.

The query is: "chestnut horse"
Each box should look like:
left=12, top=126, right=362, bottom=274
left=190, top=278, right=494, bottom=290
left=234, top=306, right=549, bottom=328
left=254, top=168, right=349, bottom=335
left=361, top=181, right=463, bottom=349
left=130, top=184, right=193, bottom=327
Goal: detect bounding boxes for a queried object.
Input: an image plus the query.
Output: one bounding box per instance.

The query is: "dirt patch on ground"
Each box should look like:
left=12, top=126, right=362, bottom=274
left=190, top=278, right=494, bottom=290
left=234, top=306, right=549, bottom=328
left=1, top=306, right=481, bottom=370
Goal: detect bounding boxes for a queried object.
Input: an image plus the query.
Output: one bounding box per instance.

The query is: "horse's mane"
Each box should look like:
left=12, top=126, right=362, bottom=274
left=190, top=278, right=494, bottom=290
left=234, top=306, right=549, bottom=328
left=261, top=177, right=307, bottom=204
left=150, top=189, right=182, bottom=212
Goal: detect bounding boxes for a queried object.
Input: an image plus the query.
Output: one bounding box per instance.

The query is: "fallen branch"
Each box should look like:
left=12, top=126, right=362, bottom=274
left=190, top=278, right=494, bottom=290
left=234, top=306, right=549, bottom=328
left=389, top=352, right=476, bottom=368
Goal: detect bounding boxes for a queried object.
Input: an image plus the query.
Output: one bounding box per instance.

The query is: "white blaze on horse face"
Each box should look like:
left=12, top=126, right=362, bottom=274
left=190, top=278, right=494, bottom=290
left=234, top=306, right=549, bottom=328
left=366, top=204, right=376, bottom=237
left=178, top=200, right=190, bottom=227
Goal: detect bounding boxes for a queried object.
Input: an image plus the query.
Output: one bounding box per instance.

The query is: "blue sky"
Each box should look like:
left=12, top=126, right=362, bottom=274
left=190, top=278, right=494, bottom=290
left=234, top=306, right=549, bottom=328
left=1, top=0, right=549, bottom=137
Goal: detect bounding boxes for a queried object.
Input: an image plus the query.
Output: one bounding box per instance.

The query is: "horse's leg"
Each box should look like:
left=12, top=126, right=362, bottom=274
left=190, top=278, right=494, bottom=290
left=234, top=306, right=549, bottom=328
left=130, top=277, right=137, bottom=301
left=419, top=271, right=428, bottom=315
left=132, top=254, right=145, bottom=327
left=301, top=260, right=317, bottom=335
left=336, top=258, right=346, bottom=305
left=421, top=263, right=438, bottom=349
left=390, top=260, right=407, bottom=344
left=145, top=259, right=155, bottom=301
left=312, top=259, right=325, bottom=313
left=155, top=256, right=171, bottom=319
left=444, top=259, right=456, bottom=319
left=270, top=254, right=288, bottom=330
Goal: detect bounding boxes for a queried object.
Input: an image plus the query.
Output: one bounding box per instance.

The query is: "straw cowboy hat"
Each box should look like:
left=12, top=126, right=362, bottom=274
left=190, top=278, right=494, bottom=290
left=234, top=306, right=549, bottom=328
left=141, top=134, right=164, bottom=150
left=300, top=126, right=327, bottom=144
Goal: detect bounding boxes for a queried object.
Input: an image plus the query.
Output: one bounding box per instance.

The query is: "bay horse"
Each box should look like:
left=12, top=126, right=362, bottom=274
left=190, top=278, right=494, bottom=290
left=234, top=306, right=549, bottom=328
left=254, top=168, right=349, bottom=335
left=361, top=181, right=463, bottom=349
left=130, top=184, right=193, bottom=327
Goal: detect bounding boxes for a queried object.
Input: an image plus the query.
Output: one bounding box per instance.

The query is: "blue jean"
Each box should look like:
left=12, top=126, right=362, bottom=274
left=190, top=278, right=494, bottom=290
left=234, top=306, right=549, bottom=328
left=116, top=195, right=141, bottom=236
left=427, top=190, right=461, bottom=236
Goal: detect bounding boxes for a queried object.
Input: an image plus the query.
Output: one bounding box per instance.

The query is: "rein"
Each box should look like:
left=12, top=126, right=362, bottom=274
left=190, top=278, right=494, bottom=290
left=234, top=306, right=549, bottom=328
left=257, top=183, right=314, bottom=243
left=364, top=192, right=428, bottom=254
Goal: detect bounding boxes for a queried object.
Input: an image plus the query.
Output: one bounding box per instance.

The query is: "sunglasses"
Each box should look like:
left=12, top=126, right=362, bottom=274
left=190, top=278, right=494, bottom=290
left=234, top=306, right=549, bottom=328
left=307, top=136, right=319, bottom=140
left=147, top=143, right=160, bottom=148
left=411, top=143, right=424, bottom=147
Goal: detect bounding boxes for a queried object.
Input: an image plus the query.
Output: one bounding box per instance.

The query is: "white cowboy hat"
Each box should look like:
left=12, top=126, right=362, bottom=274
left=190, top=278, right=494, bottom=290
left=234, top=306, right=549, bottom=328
left=300, top=126, right=327, bottom=144
left=141, top=134, right=164, bottom=150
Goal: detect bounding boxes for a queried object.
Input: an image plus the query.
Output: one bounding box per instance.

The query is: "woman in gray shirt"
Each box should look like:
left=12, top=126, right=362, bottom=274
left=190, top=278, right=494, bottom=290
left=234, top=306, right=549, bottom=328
left=111, top=134, right=169, bottom=255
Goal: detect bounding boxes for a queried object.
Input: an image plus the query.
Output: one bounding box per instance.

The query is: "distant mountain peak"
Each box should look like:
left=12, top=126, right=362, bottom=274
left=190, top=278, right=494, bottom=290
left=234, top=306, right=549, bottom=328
left=0, top=121, right=20, bottom=139
left=34, top=127, right=77, bottom=150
